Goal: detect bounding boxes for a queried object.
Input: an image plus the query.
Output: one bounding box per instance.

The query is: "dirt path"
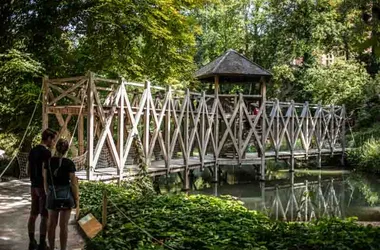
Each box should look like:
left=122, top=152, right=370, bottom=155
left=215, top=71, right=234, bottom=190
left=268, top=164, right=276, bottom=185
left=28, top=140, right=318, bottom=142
left=0, top=179, right=84, bottom=250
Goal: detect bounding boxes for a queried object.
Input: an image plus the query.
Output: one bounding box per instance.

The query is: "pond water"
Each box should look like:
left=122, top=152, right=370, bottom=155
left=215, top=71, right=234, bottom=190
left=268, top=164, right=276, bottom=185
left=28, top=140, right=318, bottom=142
left=158, top=166, right=380, bottom=222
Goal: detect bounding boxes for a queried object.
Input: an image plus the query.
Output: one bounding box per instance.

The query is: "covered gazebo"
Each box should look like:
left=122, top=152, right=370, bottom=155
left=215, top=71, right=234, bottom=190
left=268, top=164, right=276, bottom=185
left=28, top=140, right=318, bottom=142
left=194, top=49, right=272, bottom=105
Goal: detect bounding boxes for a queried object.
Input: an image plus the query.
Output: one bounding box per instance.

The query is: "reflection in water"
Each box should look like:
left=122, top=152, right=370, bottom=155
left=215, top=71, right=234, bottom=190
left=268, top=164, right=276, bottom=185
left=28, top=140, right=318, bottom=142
left=159, top=168, right=380, bottom=221
left=262, top=174, right=341, bottom=221
left=208, top=172, right=343, bottom=221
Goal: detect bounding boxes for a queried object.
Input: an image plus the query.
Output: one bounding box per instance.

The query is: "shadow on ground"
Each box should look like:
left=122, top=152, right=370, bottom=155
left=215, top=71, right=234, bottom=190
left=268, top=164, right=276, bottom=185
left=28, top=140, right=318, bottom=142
left=0, top=179, right=84, bottom=250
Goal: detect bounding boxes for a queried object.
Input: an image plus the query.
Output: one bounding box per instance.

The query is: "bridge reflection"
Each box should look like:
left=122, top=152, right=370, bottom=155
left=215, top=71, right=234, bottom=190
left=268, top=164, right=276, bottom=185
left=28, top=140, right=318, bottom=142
left=211, top=172, right=345, bottom=222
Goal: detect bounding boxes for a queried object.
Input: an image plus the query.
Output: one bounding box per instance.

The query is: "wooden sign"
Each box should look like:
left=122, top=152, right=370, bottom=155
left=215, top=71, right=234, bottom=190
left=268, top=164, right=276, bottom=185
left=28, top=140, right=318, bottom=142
left=78, top=213, right=103, bottom=239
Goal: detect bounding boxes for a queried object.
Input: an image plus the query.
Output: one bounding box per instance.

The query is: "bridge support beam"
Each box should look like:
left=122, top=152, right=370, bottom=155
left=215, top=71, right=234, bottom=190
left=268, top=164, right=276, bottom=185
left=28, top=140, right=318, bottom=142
left=182, top=167, right=190, bottom=191
left=212, top=163, right=219, bottom=183
left=317, top=153, right=322, bottom=169
left=290, top=157, right=295, bottom=172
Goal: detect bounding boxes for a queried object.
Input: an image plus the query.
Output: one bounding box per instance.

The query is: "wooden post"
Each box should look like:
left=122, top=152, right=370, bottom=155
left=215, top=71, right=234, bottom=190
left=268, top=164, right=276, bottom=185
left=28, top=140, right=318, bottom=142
left=238, top=92, right=243, bottom=165
left=317, top=153, right=322, bottom=169
left=275, top=185, right=279, bottom=220
left=260, top=101, right=266, bottom=181
left=183, top=89, right=190, bottom=191
left=305, top=180, right=309, bottom=221
left=260, top=77, right=267, bottom=181
left=275, top=99, right=279, bottom=160
left=118, top=80, right=124, bottom=184
left=341, top=105, right=346, bottom=167
left=213, top=163, right=219, bottom=183
left=78, top=114, right=84, bottom=155
left=290, top=171, right=295, bottom=220
left=165, top=86, right=171, bottom=174
left=233, top=94, right=238, bottom=159
left=144, top=81, right=151, bottom=168
left=213, top=75, right=220, bottom=184
left=317, top=103, right=322, bottom=169
left=260, top=181, right=265, bottom=211
left=200, top=91, right=205, bottom=169
left=214, top=76, right=219, bottom=160
left=330, top=104, right=334, bottom=156
left=260, top=78, right=266, bottom=108
left=42, top=76, right=49, bottom=131
left=304, top=101, right=309, bottom=159
left=290, top=100, right=295, bottom=172
left=86, top=72, right=95, bottom=180
left=102, top=190, right=107, bottom=227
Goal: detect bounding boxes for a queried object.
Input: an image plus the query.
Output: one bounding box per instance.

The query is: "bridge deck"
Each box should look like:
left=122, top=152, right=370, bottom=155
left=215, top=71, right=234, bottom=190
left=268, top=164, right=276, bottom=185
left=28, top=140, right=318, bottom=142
left=76, top=148, right=343, bottom=181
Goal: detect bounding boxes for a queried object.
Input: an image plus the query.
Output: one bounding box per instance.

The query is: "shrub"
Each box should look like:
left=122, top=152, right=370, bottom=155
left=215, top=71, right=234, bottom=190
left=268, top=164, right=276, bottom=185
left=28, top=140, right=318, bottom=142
left=80, top=182, right=380, bottom=250
left=347, top=138, right=380, bottom=173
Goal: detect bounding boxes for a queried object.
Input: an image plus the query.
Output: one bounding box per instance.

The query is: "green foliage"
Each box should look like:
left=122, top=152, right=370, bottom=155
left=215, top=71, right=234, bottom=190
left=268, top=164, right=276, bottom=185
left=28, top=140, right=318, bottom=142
left=0, top=48, right=43, bottom=138
left=269, top=64, right=297, bottom=100
left=80, top=182, right=380, bottom=250
left=356, top=73, right=380, bottom=127
left=298, top=59, right=369, bottom=110
left=348, top=123, right=380, bottom=148
left=0, top=133, right=19, bottom=156
left=76, top=0, right=208, bottom=83
left=348, top=138, right=380, bottom=173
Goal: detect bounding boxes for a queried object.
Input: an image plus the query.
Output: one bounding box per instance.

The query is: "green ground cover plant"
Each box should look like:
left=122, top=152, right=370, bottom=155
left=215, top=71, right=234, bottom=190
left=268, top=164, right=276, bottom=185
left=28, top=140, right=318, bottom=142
left=80, top=182, right=380, bottom=250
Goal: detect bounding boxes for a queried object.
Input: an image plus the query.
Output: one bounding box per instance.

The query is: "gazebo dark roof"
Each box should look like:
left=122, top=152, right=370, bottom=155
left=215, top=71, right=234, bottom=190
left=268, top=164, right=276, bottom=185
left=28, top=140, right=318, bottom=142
left=194, top=49, right=272, bottom=80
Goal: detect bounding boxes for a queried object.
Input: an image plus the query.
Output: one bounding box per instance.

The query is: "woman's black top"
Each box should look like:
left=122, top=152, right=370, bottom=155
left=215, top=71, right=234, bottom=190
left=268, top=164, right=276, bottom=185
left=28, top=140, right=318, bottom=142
left=44, top=157, right=76, bottom=186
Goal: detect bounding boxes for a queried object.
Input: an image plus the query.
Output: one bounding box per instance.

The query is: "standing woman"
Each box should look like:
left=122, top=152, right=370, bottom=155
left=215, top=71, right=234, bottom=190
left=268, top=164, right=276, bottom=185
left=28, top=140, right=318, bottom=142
left=43, top=139, right=79, bottom=250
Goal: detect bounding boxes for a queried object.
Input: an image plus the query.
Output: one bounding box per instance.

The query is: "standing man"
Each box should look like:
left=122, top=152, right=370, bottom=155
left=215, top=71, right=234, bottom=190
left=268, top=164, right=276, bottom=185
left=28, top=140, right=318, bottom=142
left=27, top=128, right=57, bottom=250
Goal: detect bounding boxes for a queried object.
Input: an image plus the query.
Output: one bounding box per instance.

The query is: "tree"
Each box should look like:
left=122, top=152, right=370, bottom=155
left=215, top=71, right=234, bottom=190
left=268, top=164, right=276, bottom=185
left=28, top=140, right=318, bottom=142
left=72, top=0, right=209, bottom=84
left=0, top=48, right=43, bottom=134
left=298, top=59, right=370, bottom=111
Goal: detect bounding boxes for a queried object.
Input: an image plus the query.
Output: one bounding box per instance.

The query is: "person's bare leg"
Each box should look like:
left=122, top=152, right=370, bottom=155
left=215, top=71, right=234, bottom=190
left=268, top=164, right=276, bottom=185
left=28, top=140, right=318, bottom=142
left=47, top=210, right=59, bottom=249
left=39, top=190, right=48, bottom=247
left=29, top=188, right=39, bottom=249
left=59, top=209, right=71, bottom=250
left=28, top=214, right=37, bottom=236
left=28, top=214, right=38, bottom=246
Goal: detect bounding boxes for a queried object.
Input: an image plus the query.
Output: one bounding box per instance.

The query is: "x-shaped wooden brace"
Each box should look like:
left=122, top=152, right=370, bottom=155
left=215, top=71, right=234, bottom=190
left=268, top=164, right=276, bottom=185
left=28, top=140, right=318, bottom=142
left=320, top=109, right=333, bottom=150
left=241, top=99, right=263, bottom=153
left=169, top=97, right=187, bottom=161
left=263, top=105, right=279, bottom=151
left=276, top=105, right=292, bottom=151
left=148, top=91, right=169, bottom=162
left=332, top=108, right=344, bottom=146
left=292, top=107, right=307, bottom=149
left=50, top=79, right=87, bottom=105
left=217, top=100, right=240, bottom=156
left=305, top=107, right=322, bottom=150
left=202, top=97, right=217, bottom=158
left=188, top=97, right=203, bottom=159
left=92, top=85, right=121, bottom=168
left=122, top=84, right=146, bottom=167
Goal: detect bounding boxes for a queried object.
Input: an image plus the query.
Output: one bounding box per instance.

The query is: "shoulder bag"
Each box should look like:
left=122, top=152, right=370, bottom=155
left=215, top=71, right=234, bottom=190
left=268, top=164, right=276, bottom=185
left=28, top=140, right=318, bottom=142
left=48, top=158, right=75, bottom=209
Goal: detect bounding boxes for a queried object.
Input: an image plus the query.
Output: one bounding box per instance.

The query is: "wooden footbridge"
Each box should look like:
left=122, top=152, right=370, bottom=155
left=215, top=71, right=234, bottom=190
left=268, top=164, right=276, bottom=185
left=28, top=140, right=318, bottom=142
left=36, top=50, right=345, bottom=189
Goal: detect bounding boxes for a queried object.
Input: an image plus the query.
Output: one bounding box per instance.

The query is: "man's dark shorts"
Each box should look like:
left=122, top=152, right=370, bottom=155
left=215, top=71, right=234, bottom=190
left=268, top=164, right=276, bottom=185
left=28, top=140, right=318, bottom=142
left=30, top=187, right=48, bottom=217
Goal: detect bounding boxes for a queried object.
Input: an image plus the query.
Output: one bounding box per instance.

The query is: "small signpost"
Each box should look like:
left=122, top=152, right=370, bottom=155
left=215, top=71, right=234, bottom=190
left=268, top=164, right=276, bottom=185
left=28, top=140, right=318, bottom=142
left=78, top=213, right=103, bottom=239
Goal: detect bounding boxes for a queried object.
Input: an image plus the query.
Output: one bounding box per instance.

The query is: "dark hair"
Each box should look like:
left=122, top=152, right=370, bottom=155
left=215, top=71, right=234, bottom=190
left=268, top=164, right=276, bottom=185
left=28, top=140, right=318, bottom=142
left=56, top=138, right=69, bottom=155
left=41, top=128, right=57, bottom=141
